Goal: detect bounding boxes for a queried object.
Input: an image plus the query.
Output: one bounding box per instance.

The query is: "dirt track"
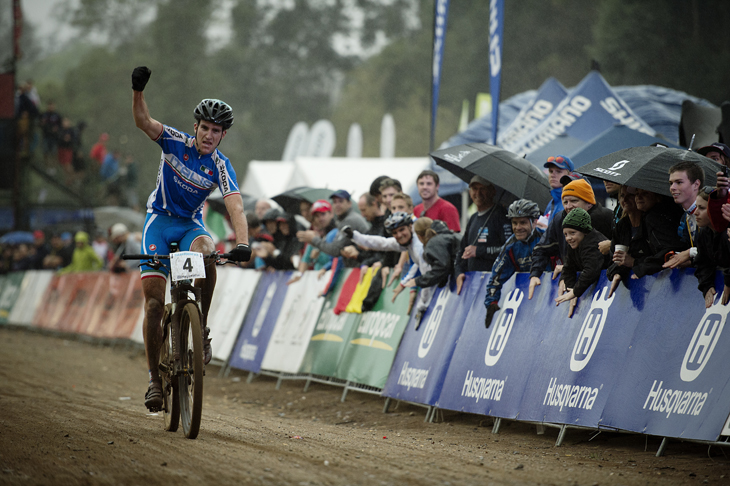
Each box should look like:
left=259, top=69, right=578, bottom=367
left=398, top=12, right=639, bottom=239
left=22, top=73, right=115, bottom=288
left=1, top=327, right=729, bottom=485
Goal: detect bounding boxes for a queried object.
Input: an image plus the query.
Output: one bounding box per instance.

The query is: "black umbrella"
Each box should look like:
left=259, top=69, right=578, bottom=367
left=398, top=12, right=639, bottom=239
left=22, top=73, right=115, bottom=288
left=430, top=143, right=552, bottom=210
left=575, top=146, right=719, bottom=197
left=272, top=187, right=334, bottom=215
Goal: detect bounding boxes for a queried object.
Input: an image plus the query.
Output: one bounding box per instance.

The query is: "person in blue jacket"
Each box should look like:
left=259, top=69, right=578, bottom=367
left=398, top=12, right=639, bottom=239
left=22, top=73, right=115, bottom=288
left=483, top=199, right=542, bottom=328
left=538, top=155, right=575, bottom=230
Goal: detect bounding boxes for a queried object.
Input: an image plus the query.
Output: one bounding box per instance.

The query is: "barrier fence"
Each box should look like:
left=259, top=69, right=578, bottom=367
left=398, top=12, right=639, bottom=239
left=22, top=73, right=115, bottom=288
left=3, top=265, right=730, bottom=454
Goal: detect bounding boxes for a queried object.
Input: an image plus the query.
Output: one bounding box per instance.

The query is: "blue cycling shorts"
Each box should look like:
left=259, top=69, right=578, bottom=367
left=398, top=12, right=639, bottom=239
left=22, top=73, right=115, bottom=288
left=140, top=212, right=212, bottom=280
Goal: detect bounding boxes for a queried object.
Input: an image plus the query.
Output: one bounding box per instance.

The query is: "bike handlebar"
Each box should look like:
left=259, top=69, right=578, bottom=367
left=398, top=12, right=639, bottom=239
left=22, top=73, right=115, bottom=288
left=122, top=253, right=235, bottom=261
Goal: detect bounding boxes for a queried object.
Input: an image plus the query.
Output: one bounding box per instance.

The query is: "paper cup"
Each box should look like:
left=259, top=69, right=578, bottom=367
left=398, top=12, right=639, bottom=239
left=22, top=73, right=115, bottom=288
left=614, top=244, right=628, bottom=253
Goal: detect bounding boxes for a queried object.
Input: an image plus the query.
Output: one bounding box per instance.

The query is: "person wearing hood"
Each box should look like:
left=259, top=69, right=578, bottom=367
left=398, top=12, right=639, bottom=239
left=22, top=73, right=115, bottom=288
left=555, top=208, right=611, bottom=316
left=406, top=217, right=461, bottom=289
left=58, top=231, right=104, bottom=274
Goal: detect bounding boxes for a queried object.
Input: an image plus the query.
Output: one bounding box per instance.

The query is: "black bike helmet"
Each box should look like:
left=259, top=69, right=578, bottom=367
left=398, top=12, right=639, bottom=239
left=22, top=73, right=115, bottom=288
left=384, top=211, right=413, bottom=231
left=194, top=99, right=234, bottom=130
left=506, top=199, right=541, bottom=219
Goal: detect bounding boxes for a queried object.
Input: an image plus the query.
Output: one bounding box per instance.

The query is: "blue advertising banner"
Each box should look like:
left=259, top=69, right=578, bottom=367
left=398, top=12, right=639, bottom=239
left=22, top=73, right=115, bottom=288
left=516, top=272, right=649, bottom=427
left=602, top=270, right=730, bottom=441
left=228, top=271, right=291, bottom=373
left=382, top=274, right=484, bottom=406
left=505, top=71, right=656, bottom=157
left=436, top=273, right=548, bottom=418
left=488, top=0, right=504, bottom=145
left=429, top=0, right=450, bottom=150
left=497, top=77, right=568, bottom=149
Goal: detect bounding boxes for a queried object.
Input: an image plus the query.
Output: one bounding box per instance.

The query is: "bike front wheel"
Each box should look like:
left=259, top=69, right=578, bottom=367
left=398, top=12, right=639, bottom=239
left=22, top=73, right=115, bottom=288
left=160, top=304, right=179, bottom=432
left=178, top=303, right=204, bottom=439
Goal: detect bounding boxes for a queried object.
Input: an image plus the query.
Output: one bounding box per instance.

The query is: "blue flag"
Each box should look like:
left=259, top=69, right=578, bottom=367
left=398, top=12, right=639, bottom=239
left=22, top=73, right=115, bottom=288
left=489, top=0, right=504, bottom=145
left=430, top=0, right=450, bottom=151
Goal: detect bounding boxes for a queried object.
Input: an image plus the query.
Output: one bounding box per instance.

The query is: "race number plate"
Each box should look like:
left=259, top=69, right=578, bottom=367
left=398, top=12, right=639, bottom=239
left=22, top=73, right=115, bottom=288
left=169, top=251, right=206, bottom=282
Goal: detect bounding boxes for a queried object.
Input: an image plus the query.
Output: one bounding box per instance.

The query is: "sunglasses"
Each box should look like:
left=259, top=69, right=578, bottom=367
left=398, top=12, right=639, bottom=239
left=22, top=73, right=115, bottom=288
left=547, top=156, right=565, bottom=164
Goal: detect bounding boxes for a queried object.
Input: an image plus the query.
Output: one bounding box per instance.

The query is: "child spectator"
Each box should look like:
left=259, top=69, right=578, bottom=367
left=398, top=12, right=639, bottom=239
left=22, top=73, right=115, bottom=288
left=555, top=208, right=611, bottom=316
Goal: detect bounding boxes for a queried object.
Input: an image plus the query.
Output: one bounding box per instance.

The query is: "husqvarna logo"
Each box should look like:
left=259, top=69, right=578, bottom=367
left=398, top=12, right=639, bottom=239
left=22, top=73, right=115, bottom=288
left=418, top=289, right=450, bottom=358
left=251, top=282, right=277, bottom=338
left=680, top=301, right=728, bottom=382
left=485, top=289, right=523, bottom=366
left=570, top=286, right=614, bottom=372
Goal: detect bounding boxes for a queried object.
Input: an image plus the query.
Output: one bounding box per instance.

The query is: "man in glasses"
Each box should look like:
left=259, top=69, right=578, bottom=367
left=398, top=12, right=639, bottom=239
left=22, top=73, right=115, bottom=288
left=539, top=155, right=575, bottom=230
left=663, top=161, right=705, bottom=269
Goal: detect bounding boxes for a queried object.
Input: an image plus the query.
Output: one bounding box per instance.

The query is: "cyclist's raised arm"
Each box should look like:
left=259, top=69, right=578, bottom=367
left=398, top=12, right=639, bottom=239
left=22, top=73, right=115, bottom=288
left=224, top=194, right=249, bottom=246
left=131, top=66, right=163, bottom=141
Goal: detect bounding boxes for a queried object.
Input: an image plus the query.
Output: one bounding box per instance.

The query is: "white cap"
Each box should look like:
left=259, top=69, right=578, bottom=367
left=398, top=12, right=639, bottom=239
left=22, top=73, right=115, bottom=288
left=110, top=223, right=128, bottom=240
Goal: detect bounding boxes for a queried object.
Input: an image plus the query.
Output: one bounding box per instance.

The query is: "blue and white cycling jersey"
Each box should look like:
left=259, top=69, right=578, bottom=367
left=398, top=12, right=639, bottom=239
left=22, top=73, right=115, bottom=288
left=146, top=124, right=240, bottom=223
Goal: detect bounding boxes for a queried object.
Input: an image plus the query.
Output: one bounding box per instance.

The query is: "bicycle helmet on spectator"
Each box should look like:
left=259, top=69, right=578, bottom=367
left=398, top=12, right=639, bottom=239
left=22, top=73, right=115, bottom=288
left=385, top=211, right=413, bottom=231
left=506, top=199, right=541, bottom=219
left=194, top=99, right=234, bottom=130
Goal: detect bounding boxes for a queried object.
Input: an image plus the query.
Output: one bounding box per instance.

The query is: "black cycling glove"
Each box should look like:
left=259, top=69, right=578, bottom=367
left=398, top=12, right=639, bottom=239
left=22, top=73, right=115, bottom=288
left=228, top=243, right=252, bottom=262
left=485, top=302, right=500, bottom=328
left=132, top=66, right=152, bottom=91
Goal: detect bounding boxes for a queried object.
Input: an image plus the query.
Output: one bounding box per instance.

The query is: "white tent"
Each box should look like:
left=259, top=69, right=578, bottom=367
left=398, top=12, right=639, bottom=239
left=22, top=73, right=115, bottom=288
left=288, top=157, right=431, bottom=201
left=241, top=161, right=296, bottom=199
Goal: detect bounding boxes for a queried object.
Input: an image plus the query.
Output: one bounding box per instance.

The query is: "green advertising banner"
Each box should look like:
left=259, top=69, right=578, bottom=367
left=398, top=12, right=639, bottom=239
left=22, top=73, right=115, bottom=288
left=0, top=272, right=25, bottom=324
left=334, top=279, right=412, bottom=388
left=299, top=270, right=361, bottom=377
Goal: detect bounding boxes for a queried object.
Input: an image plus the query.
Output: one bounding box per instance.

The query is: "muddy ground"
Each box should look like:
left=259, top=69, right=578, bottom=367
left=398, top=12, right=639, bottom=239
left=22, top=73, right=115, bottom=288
left=1, top=327, right=729, bottom=485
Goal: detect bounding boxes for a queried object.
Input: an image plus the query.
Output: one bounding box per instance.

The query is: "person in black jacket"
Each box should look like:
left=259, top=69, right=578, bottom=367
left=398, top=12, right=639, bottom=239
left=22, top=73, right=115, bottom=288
left=406, top=218, right=461, bottom=290
left=692, top=187, right=730, bottom=308
left=606, top=185, right=649, bottom=296
left=454, top=175, right=511, bottom=287
left=555, top=208, right=611, bottom=316
left=528, top=178, right=613, bottom=299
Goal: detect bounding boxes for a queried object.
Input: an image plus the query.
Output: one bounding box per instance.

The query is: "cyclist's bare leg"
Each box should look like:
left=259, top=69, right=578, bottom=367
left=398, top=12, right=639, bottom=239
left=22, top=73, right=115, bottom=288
left=142, top=276, right=166, bottom=410
left=191, top=236, right=216, bottom=363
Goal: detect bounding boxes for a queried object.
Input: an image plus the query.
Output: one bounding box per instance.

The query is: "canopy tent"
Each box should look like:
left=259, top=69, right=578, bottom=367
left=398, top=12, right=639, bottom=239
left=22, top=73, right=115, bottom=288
left=240, top=161, right=296, bottom=199
left=526, top=124, right=680, bottom=168
left=288, top=157, right=432, bottom=203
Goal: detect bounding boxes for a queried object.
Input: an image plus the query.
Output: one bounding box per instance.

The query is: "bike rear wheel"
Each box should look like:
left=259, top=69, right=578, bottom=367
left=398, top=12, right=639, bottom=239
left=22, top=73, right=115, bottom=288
left=160, top=305, right=179, bottom=432
left=178, top=303, right=204, bottom=439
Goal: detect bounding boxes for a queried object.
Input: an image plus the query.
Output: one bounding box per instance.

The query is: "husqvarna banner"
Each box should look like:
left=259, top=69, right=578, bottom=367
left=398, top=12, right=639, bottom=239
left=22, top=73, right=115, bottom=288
left=430, top=0, right=450, bottom=150
left=488, top=0, right=504, bottom=145
left=504, top=71, right=655, bottom=156
left=8, top=270, right=54, bottom=326
left=0, top=272, right=24, bottom=323
left=229, top=271, right=291, bottom=374
left=382, top=274, right=484, bottom=405
left=601, top=270, right=730, bottom=441
left=436, top=273, right=548, bottom=418
left=334, top=279, right=411, bottom=388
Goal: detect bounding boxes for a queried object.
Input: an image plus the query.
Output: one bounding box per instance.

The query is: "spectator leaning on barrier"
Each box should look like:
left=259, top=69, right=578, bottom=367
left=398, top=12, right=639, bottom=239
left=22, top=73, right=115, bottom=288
left=289, top=200, right=339, bottom=283
left=528, top=178, right=613, bottom=299
left=662, top=161, right=704, bottom=270
left=454, top=175, right=512, bottom=285
left=343, top=212, right=433, bottom=325
left=606, top=186, right=646, bottom=296
left=108, top=223, right=142, bottom=273
left=58, top=231, right=104, bottom=274
left=483, top=199, right=542, bottom=328
left=691, top=187, right=730, bottom=308
left=43, top=232, right=74, bottom=270
left=555, top=208, right=611, bottom=316
left=414, top=170, right=461, bottom=232
left=408, top=217, right=461, bottom=290
left=340, top=193, right=387, bottom=266
left=628, top=187, right=686, bottom=279
left=597, top=180, right=623, bottom=256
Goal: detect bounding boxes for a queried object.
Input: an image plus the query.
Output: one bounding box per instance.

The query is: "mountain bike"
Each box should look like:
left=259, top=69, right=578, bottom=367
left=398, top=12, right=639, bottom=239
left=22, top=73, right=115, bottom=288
left=123, top=243, right=235, bottom=439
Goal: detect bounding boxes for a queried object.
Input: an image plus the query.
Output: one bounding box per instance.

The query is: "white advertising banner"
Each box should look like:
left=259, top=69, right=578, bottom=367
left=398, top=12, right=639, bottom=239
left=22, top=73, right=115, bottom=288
left=8, top=270, right=54, bottom=326
left=260, top=270, right=331, bottom=373
left=207, top=268, right=261, bottom=363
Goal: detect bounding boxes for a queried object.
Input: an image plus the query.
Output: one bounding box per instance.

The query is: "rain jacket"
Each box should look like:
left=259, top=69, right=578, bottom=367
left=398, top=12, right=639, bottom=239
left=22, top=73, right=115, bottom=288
left=414, top=220, right=461, bottom=288
left=694, top=226, right=730, bottom=296
left=454, top=204, right=512, bottom=274
left=484, top=227, right=542, bottom=307
left=560, top=229, right=611, bottom=298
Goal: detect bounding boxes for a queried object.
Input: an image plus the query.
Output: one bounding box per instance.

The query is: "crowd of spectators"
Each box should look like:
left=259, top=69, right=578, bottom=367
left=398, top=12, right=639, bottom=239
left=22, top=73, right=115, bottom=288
left=14, top=82, right=139, bottom=208
left=6, top=141, right=730, bottom=328
left=0, top=223, right=142, bottom=276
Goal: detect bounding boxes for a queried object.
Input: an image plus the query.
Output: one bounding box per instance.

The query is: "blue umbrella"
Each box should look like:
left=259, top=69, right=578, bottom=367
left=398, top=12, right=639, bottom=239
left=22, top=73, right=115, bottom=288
left=0, top=231, right=35, bottom=245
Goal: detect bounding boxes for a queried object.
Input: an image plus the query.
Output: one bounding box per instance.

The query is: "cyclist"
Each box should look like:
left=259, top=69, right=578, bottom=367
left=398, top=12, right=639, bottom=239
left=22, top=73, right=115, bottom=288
left=131, top=66, right=252, bottom=411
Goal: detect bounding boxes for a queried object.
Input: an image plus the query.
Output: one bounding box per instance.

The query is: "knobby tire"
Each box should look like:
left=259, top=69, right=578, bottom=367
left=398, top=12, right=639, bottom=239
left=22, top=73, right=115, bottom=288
left=160, top=305, right=179, bottom=432
left=178, top=303, right=203, bottom=439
